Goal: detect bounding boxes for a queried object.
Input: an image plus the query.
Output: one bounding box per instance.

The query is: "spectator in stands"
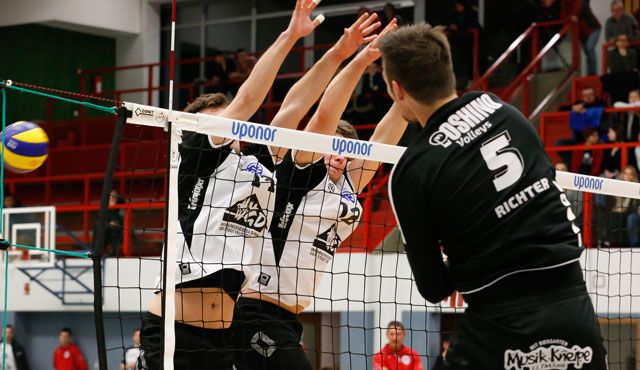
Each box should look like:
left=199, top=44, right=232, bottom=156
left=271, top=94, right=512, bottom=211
left=0, top=325, right=29, bottom=370
left=605, top=0, right=639, bottom=45
left=603, top=165, right=640, bottom=247
left=104, top=189, right=124, bottom=256
left=229, top=49, right=257, bottom=81
left=603, top=126, right=624, bottom=178
left=121, top=328, right=141, bottom=370
left=571, top=127, right=603, bottom=176
left=53, top=328, right=87, bottom=370
left=448, top=0, right=480, bottom=89
left=204, top=49, right=231, bottom=95
left=562, top=0, right=601, bottom=75
left=539, top=0, right=561, bottom=23
left=381, top=3, right=404, bottom=27
left=607, top=33, right=638, bottom=74
left=373, top=321, right=423, bottom=370
left=613, top=89, right=640, bottom=142
left=561, top=87, right=607, bottom=113
left=557, top=87, right=607, bottom=164
left=431, top=339, right=449, bottom=370
left=351, top=62, right=391, bottom=129
left=624, top=166, right=640, bottom=247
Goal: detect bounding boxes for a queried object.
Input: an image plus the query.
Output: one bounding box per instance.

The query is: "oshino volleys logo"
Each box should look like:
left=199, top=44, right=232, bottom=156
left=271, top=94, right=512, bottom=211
left=504, top=339, right=593, bottom=370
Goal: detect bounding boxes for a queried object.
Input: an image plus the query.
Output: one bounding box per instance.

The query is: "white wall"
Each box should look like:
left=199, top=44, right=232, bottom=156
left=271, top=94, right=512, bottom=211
left=114, top=1, right=162, bottom=105
left=0, top=0, right=141, bottom=37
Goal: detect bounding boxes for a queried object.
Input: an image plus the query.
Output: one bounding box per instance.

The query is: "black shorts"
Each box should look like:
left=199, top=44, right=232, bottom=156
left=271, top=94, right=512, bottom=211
left=137, top=312, right=234, bottom=370
left=231, top=298, right=312, bottom=370
left=446, top=265, right=607, bottom=370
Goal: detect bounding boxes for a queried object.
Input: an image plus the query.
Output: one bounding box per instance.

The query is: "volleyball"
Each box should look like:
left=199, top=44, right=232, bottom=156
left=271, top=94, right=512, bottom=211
left=1, top=121, right=49, bottom=174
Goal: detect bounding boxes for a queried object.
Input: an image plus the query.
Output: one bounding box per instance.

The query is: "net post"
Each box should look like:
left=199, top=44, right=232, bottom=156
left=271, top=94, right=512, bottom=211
left=91, top=105, right=128, bottom=370
left=161, top=121, right=178, bottom=370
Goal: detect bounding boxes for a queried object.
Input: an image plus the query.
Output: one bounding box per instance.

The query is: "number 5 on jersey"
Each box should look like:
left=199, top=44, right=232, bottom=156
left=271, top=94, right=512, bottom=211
left=480, top=131, right=524, bottom=192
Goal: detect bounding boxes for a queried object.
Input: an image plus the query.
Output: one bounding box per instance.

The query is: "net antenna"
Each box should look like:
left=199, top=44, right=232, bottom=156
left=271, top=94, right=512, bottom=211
left=161, top=0, right=178, bottom=369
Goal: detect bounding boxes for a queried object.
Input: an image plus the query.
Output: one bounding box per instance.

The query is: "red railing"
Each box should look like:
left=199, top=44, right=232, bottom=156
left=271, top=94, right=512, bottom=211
left=470, top=20, right=580, bottom=118
left=73, top=29, right=482, bottom=121
left=500, top=23, right=580, bottom=117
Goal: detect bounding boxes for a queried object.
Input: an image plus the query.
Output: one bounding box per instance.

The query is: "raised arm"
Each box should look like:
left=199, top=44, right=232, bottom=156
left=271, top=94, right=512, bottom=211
left=294, top=19, right=398, bottom=165
left=218, top=0, right=323, bottom=124
left=269, top=12, right=381, bottom=160
left=348, top=103, right=408, bottom=193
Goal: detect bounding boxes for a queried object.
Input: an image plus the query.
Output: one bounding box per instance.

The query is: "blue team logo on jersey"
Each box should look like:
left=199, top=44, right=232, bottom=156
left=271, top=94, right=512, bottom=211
left=341, top=191, right=356, bottom=203
left=246, top=162, right=264, bottom=176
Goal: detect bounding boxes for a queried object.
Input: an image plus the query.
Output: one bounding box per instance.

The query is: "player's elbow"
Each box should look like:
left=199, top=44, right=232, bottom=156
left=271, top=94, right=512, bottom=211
left=415, top=282, right=453, bottom=304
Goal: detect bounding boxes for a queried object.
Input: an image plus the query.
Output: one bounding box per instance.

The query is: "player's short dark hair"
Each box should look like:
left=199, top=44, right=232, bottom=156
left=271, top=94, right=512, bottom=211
left=387, top=321, right=405, bottom=330
left=379, top=23, right=455, bottom=105
left=133, top=328, right=140, bottom=333
left=184, top=93, right=229, bottom=114
left=336, top=120, right=359, bottom=140
left=6, top=325, right=13, bottom=330
left=60, top=327, right=72, bottom=335
left=583, top=127, right=598, bottom=138
left=235, top=48, right=247, bottom=54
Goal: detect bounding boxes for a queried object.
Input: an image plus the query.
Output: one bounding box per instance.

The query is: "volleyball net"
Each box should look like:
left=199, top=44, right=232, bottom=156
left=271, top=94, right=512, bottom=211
left=2, top=79, right=640, bottom=369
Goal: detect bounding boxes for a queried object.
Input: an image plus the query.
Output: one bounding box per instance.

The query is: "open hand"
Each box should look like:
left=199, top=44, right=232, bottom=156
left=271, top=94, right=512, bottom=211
left=333, top=12, right=381, bottom=60
left=287, top=0, right=324, bottom=39
left=357, top=18, right=398, bottom=64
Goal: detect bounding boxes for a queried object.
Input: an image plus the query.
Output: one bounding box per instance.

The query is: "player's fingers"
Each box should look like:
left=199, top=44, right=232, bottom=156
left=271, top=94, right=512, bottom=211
left=358, top=13, right=379, bottom=31
left=312, top=13, right=325, bottom=28
left=361, top=21, right=381, bottom=36
left=352, top=12, right=369, bottom=30
left=307, top=0, right=321, bottom=11
left=295, top=0, right=302, bottom=11
left=363, top=35, right=377, bottom=44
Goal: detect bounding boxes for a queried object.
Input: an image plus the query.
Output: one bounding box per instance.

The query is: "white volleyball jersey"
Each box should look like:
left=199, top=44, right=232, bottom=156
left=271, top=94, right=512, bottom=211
left=156, top=134, right=276, bottom=295
left=245, top=152, right=363, bottom=308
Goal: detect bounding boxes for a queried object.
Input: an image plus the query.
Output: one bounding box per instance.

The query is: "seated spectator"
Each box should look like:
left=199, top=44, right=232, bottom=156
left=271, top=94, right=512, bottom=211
left=432, top=339, right=449, bottom=370
left=229, top=49, right=257, bottom=81
left=625, top=166, right=640, bottom=247
left=560, top=87, right=607, bottom=113
left=602, top=125, right=624, bottom=178
left=350, top=62, right=391, bottom=129
left=613, top=89, right=640, bottom=141
left=558, top=87, right=607, bottom=166
left=605, top=0, right=639, bottom=45
left=571, top=127, right=603, bottom=176
left=204, top=49, right=232, bottom=95
left=607, top=34, right=638, bottom=74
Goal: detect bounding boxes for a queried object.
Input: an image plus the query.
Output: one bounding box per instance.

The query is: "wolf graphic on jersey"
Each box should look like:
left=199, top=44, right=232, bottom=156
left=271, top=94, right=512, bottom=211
left=221, top=194, right=268, bottom=237
left=313, top=224, right=341, bottom=256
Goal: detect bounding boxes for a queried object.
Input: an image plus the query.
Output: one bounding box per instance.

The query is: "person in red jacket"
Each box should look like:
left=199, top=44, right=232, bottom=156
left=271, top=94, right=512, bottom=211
left=53, top=328, right=88, bottom=370
left=374, top=321, right=423, bottom=370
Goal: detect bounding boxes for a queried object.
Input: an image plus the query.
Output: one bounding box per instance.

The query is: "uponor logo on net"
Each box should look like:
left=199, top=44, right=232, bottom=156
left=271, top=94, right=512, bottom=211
left=332, top=138, right=373, bottom=157
left=572, top=175, right=604, bottom=191
left=232, top=121, right=278, bottom=142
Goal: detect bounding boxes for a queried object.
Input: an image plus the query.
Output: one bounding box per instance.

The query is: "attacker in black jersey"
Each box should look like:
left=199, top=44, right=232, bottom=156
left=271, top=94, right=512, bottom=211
left=378, top=24, right=607, bottom=370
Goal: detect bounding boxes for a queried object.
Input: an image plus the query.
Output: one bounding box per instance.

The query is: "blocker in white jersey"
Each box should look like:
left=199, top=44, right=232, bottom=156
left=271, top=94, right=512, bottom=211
left=244, top=150, right=362, bottom=309
left=164, top=133, right=277, bottom=294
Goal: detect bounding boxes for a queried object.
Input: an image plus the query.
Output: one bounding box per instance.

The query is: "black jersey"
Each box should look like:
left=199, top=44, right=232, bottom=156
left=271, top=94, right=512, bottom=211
left=389, top=92, right=583, bottom=303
